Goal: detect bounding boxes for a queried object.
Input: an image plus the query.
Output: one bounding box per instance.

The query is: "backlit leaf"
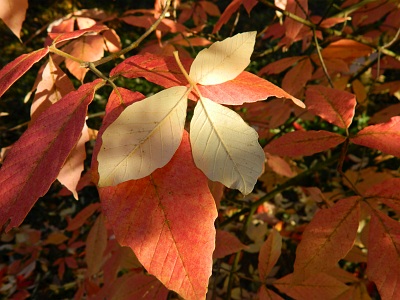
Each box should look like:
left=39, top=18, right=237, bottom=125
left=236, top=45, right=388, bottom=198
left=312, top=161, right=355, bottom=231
left=305, top=85, right=356, bottom=129
left=259, top=229, right=282, bottom=282
left=0, top=80, right=101, bottom=232
left=48, top=24, right=108, bottom=44
left=351, top=116, right=400, bottom=157
left=292, top=197, right=360, bottom=282
left=95, top=132, right=217, bottom=300
left=367, top=209, right=400, bottom=300
left=97, top=86, right=188, bottom=187
left=190, top=97, right=265, bottom=195
left=0, top=47, right=49, bottom=98
left=189, top=31, right=256, bottom=85
left=86, top=214, right=107, bottom=276
left=265, top=130, right=346, bottom=157
left=282, top=57, right=312, bottom=97
left=0, top=0, right=28, bottom=40
left=365, top=178, right=400, bottom=213
left=258, top=285, right=284, bottom=300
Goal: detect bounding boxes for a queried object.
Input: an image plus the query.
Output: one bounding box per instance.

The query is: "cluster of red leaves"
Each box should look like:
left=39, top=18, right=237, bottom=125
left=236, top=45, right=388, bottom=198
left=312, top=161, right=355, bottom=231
left=1, top=0, right=400, bottom=299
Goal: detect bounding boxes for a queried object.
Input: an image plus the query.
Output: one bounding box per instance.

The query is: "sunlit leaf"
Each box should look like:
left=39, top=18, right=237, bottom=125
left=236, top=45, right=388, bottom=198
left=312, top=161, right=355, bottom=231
left=214, top=230, right=248, bottom=259
left=190, top=97, right=265, bottom=195
left=189, top=31, right=256, bottom=85
left=305, top=85, right=356, bottom=129
left=292, top=197, right=360, bottom=282
left=98, top=86, right=188, bottom=187
left=351, top=116, right=400, bottom=157
left=0, top=0, right=28, bottom=40
left=259, top=229, right=282, bottom=282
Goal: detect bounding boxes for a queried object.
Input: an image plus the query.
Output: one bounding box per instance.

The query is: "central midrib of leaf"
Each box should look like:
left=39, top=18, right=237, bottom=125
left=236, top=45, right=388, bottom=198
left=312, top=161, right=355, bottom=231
left=199, top=97, right=247, bottom=191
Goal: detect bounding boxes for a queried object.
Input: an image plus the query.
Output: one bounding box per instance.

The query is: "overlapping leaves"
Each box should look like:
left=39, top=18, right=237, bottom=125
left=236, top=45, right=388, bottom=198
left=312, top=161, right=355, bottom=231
left=98, top=31, right=304, bottom=195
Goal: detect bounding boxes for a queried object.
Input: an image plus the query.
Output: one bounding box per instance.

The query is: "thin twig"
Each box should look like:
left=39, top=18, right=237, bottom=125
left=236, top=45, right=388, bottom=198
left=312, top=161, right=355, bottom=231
left=91, top=0, right=172, bottom=67
left=312, top=28, right=334, bottom=88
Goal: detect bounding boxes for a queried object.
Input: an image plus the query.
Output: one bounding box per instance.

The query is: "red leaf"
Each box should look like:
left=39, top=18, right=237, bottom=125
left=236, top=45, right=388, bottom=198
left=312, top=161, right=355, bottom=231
left=214, top=230, right=247, bottom=259
left=282, top=58, right=312, bottom=97
left=365, top=178, right=400, bottom=213
left=48, top=24, right=108, bottom=44
left=0, top=0, right=28, bottom=40
left=274, top=272, right=350, bottom=299
left=258, top=229, right=282, bottom=282
left=0, top=80, right=101, bottom=232
left=265, top=130, right=346, bottom=157
left=258, top=56, right=305, bottom=76
left=265, top=153, right=295, bottom=177
left=292, top=197, right=360, bottom=282
left=283, top=0, right=308, bottom=46
left=111, top=53, right=304, bottom=107
left=212, top=0, right=242, bottom=33
left=86, top=214, right=107, bottom=276
left=305, top=85, right=356, bottom=129
left=66, top=203, right=100, bottom=231
left=100, top=272, right=169, bottom=300
left=351, top=116, right=400, bottom=157
left=0, top=48, right=49, bottom=98
left=367, top=209, right=400, bottom=300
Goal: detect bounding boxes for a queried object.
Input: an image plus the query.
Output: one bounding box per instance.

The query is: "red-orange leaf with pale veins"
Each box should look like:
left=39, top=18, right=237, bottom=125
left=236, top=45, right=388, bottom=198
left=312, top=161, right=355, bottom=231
left=367, top=209, right=400, bottom=300
left=274, top=272, right=350, bottom=299
left=111, top=53, right=304, bottom=107
left=258, top=285, right=284, bottom=300
left=0, top=47, right=49, bottom=98
left=351, top=116, right=400, bottom=157
left=96, top=133, right=217, bottom=300
left=92, top=90, right=217, bottom=299
left=0, top=80, right=102, bottom=232
left=86, top=214, right=107, bottom=276
left=0, top=0, right=28, bottom=40
left=282, top=58, right=312, bottom=97
left=365, top=178, right=400, bottom=213
left=259, top=229, right=282, bottom=282
left=292, top=197, right=360, bottom=283
left=214, top=230, right=247, bottom=259
left=305, top=85, right=356, bottom=129
left=265, top=130, right=346, bottom=157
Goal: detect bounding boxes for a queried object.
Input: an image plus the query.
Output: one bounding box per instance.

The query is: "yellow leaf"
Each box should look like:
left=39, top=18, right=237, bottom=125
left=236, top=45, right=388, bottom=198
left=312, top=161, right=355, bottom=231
left=97, top=86, right=188, bottom=186
left=190, top=97, right=265, bottom=195
left=189, top=31, right=256, bottom=85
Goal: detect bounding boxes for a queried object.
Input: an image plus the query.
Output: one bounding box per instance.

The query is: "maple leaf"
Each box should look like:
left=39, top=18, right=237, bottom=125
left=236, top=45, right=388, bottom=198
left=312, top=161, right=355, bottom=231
left=0, top=80, right=102, bottom=232
left=0, top=0, right=28, bottom=40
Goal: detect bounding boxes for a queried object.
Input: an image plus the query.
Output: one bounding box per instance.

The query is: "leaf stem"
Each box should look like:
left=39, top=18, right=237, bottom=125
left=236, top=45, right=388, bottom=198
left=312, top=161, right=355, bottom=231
left=313, top=28, right=334, bottom=88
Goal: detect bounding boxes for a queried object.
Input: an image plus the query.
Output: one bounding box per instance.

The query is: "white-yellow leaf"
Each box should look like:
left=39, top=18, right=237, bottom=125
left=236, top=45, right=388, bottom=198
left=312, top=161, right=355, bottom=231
left=189, top=31, right=256, bottom=86
left=97, top=86, right=188, bottom=186
left=190, top=97, right=265, bottom=195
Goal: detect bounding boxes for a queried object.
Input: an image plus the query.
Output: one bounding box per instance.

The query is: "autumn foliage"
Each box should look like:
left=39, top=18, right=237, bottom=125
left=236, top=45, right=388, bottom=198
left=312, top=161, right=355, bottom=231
left=1, top=0, right=400, bottom=299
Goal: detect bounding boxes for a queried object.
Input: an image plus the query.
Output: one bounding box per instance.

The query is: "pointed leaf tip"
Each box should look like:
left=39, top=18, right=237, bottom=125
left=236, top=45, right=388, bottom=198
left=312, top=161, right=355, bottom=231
left=189, top=31, right=257, bottom=85
left=97, top=86, right=189, bottom=186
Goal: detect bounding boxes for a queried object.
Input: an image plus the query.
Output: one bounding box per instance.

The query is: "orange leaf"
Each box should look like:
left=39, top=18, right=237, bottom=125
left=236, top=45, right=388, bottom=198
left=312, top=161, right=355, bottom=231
left=0, top=0, right=28, bottom=40
left=265, top=130, right=346, bottom=157
left=292, top=197, right=360, bottom=282
left=48, top=24, right=108, bottom=44
left=258, top=285, right=284, bottom=300
left=351, top=116, right=400, bottom=157
left=274, top=272, right=350, bottom=299
left=265, top=153, right=295, bottom=177
left=111, top=53, right=304, bottom=107
left=282, top=58, right=312, bottom=97
left=0, top=80, right=101, bottom=232
left=214, top=230, right=247, bottom=259
left=0, top=48, right=49, bottom=98
left=212, top=0, right=242, bottom=33
left=365, top=178, right=400, bottom=213
left=258, top=56, right=305, bottom=75
left=367, top=209, right=400, bottom=300
left=305, top=85, right=356, bottom=129
left=321, top=39, right=373, bottom=61
left=258, top=229, right=282, bottom=282
left=86, top=214, right=107, bottom=276
left=99, top=271, right=169, bottom=300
